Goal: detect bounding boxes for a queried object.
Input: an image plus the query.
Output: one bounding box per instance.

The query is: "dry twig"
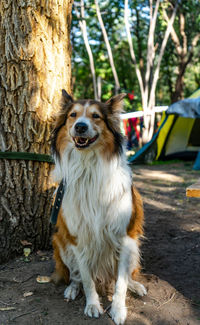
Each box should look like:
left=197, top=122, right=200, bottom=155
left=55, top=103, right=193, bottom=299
left=157, top=292, right=176, bottom=309
left=11, top=309, right=37, bottom=321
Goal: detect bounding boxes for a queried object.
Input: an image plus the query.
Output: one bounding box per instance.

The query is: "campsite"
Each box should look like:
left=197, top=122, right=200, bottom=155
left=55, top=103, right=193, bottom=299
left=0, top=1, right=200, bottom=325
left=129, top=89, right=200, bottom=166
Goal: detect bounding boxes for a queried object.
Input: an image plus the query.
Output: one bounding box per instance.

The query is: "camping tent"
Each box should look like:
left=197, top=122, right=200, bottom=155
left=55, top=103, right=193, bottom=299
left=129, top=89, right=200, bottom=164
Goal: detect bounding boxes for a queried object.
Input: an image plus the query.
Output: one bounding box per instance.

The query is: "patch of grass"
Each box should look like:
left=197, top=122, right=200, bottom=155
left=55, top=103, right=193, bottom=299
left=147, top=159, right=182, bottom=166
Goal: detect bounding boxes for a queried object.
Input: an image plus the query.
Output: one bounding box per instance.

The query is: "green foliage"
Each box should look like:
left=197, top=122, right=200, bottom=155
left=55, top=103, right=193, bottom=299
left=158, top=0, right=200, bottom=103
left=71, top=0, right=200, bottom=110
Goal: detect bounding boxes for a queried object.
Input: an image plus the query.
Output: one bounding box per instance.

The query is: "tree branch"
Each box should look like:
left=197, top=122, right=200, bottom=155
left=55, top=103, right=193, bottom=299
left=145, top=0, right=160, bottom=100
left=164, top=6, right=200, bottom=62
left=135, top=7, right=145, bottom=82
left=180, top=13, right=187, bottom=56
left=163, top=8, right=182, bottom=56
left=74, top=1, right=98, bottom=100
left=191, top=33, right=200, bottom=49
left=185, top=33, right=200, bottom=66
left=95, top=0, right=120, bottom=94
left=149, top=1, right=180, bottom=108
left=124, top=0, right=145, bottom=102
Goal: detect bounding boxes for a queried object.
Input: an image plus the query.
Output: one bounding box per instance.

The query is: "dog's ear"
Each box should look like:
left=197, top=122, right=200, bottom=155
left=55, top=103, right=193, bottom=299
left=62, top=89, right=73, bottom=104
left=51, top=90, right=73, bottom=159
left=52, top=90, right=73, bottom=134
left=105, top=93, right=126, bottom=113
left=104, top=94, right=126, bottom=154
left=58, top=89, right=74, bottom=119
left=54, top=89, right=73, bottom=128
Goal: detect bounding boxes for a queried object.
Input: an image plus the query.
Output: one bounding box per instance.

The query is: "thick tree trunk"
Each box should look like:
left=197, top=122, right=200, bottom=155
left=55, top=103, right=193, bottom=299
left=0, top=0, right=73, bottom=263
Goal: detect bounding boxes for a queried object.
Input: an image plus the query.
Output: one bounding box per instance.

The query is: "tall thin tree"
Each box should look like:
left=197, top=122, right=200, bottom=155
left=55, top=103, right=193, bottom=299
left=74, top=0, right=98, bottom=100
left=163, top=6, right=200, bottom=102
left=124, top=0, right=179, bottom=142
left=95, top=0, right=120, bottom=94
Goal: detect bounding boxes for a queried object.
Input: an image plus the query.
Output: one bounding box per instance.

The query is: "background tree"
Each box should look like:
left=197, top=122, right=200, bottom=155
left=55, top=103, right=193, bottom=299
left=95, top=0, right=120, bottom=94
left=162, top=0, right=200, bottom=102
left=74, top=0, right=98, bottom=99
left=0, top=0, right=73, bottom=263
left=71, top=0, right=125, bottom=100
left=125, top=0, right=179, bottom=142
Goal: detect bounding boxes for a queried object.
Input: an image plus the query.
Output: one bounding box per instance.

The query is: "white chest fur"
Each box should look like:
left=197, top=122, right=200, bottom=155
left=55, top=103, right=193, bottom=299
left=53, top=146, right=133, bottom=281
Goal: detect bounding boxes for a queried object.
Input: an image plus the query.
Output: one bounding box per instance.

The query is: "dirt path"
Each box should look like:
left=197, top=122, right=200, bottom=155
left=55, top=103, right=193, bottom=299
left=0, top=162, right=200, bottom=325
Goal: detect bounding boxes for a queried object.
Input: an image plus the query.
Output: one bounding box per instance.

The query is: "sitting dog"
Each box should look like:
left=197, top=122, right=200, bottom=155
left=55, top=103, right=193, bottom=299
left=51, top=90, right=146, bottom=325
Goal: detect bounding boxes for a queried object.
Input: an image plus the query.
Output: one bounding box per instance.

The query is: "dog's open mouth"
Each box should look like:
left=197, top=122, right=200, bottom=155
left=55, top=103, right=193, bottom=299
left=73, top=135, right=99, bottom=148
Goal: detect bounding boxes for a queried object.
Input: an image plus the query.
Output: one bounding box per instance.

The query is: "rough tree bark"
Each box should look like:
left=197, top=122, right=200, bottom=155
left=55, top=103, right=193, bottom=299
left=0, top=0, right=73, bottom=263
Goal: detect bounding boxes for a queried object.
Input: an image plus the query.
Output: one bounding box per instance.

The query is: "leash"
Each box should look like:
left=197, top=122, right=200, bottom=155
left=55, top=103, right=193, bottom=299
left=0, top=151, right=65, bottom=225
left=0, top=151, right=54, bottom=163
left=50, top=179, right=66, bottom=225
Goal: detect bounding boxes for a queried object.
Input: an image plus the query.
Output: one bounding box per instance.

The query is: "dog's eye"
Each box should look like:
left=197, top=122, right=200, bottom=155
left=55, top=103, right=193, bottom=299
left=92, top=113, right=100, bottom=119
left=70, top=112, right=77, bottom=118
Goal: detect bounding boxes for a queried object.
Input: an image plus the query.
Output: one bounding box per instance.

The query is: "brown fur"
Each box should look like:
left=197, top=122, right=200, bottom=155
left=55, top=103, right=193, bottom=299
left=127, top=185, right=144, bottom=239
left=98, top=127, right=115, bottom=160
left=52, top=239, right=70, bottom=284
left=52, top=210, right=76, bottom=284
left=127, top=185, right=144, bottom=279
left=56, top=125, right=69, bottom=156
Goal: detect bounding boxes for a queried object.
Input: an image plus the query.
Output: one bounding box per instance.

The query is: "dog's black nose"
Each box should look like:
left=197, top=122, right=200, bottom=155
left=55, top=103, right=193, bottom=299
left=75, top=122, right=88, bottom=134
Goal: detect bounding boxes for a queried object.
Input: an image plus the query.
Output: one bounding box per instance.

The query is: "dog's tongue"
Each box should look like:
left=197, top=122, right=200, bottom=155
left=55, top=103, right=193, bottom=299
left=79, top=137, right=87, bottom=144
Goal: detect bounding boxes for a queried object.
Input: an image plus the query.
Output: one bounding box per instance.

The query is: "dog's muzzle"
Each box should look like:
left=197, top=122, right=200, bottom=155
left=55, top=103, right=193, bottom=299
left=75, top=122, right=88, bottom=135
left=72, top=121, right=99, bottom=149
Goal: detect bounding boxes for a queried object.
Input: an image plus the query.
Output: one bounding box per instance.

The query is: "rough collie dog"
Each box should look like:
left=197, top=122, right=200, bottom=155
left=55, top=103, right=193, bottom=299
left=51, top=90, right=146, bottom=325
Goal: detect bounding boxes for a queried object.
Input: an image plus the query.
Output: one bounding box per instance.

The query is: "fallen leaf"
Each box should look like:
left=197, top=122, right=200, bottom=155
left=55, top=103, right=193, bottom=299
left=36, top=276, right=51, bottom=283
left=23, top=292, right=33, bottom=297
left=36, top=250, right=45, bottom=256
left=40, top=256, right=50, bottom=261
left=23, top=248, right=31, bottom=257
left=20, top=240, right=32, bottom=246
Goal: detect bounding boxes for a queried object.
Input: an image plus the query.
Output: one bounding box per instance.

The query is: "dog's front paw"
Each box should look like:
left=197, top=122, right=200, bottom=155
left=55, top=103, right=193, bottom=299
left=84, top=302, right=103, bottom=318
left=134, top=282, right=147, bottom=297
left=109, top=303, right=127, bottom=325
left=128, top=280, right=147, bottom=297
left=64, top=281, right=80, bottom=301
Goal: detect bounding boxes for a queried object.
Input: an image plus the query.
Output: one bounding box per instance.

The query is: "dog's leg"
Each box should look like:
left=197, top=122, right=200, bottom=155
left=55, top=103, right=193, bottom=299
left=72, top=248, right=103, bottom=318
left=110, top=236, right=146, bottom=325
left=64, top=280, right=81, bottom=300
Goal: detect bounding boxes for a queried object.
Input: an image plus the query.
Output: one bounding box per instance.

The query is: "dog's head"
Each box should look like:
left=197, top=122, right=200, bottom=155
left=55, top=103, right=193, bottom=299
left=51, top=90, right=126, bottom=160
